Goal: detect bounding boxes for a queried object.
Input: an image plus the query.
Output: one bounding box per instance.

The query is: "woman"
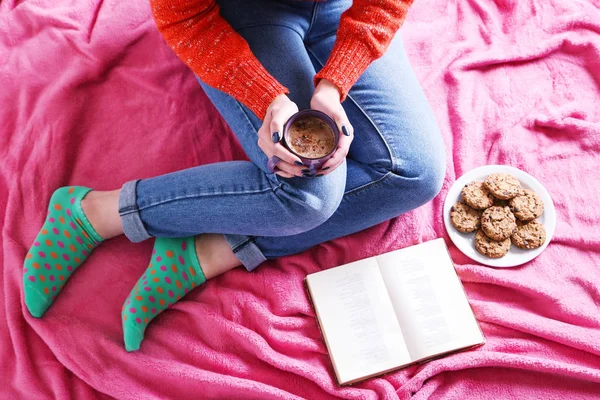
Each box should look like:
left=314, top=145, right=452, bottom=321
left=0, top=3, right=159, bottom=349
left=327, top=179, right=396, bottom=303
left=23, top=0, right=445, bottom=351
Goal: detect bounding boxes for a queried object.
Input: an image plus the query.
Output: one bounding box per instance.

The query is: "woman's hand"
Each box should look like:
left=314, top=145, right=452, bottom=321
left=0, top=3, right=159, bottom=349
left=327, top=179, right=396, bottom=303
left=258, top=94, right=308, bottom=178
left=310, top=79, right=354, bottom=175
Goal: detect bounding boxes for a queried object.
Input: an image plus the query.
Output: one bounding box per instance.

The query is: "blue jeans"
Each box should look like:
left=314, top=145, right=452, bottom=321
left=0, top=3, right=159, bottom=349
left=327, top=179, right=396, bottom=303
left=118, top=0, right=446, bottom=271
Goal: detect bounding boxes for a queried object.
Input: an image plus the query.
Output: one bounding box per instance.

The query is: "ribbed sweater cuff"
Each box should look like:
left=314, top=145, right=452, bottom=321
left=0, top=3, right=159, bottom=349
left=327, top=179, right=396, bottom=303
left=232, top=57, right=289, bottom=120
left=314, top=38, right=373, bottom=102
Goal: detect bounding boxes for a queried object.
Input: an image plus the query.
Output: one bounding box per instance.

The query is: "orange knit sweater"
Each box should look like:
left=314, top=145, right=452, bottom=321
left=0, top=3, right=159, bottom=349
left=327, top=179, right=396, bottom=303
left=150, top=0, right=414, bottom=120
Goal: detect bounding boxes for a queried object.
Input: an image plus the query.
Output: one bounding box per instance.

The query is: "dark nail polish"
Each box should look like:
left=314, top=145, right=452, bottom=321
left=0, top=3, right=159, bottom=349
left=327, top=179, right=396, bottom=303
left=316, top=173, right=324, bottom=177
left=302, top=173, right=313, bottom=178
left=302, top=169, right=311, bottom=173
left=272, top=132, right=280, bottom=143
left=342, top=126, right=350, bottom=136
left=321, top=166, right=330, bottom=171
left=294, top=161, right=304, bottom=166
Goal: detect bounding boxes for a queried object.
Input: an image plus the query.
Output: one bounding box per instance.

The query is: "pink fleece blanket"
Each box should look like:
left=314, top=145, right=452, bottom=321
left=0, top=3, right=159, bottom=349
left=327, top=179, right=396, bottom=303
left=2, top=0, right=600, bottom=398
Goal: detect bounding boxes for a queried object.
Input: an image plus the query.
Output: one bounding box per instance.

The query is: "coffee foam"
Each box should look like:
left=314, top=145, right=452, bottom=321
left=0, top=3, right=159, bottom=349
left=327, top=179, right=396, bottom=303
left=287, top=117, right=335, bottom=158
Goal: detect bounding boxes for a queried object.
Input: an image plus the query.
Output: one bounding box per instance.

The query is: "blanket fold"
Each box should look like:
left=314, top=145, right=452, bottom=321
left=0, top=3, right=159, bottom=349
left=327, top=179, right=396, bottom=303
left=1, top=0, right=599, bottom=398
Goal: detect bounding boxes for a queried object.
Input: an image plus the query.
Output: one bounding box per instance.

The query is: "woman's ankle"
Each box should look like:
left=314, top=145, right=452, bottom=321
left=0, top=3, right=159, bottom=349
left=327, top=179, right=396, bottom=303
left=81, top=190, right=124, bottom=240
left=194, top=234, right=241, bottom=279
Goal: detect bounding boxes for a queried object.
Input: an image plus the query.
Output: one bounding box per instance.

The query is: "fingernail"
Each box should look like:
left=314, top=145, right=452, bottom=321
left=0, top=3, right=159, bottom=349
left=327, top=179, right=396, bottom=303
left=272, top=132, right=280, bottom=143
left=316, top=173, right=324, bottom=177
left=302, top=169, right=311, bottom=173
left=302, top=173, right=313, bottom=178
left=342, top=126, right=350, bottom=136
left=321, top=167, right=330, bottom=171
left=294, top=161, right=304, bottom=166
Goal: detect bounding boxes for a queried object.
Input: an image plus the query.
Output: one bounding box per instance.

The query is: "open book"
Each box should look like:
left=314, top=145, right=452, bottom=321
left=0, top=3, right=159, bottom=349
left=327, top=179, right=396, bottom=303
left=305, top=238, right=485, bottom=385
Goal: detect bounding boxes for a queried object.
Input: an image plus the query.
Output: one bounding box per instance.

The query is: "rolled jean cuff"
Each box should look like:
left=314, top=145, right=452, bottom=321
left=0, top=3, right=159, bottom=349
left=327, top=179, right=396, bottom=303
left=118, top=179, right=152, bottom=243
left=224, top=234, right=267, bottom=272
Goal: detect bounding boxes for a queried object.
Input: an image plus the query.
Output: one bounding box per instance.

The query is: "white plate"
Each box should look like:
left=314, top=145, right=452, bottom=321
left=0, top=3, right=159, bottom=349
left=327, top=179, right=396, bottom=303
left=443, top=165, right=556, bottom=267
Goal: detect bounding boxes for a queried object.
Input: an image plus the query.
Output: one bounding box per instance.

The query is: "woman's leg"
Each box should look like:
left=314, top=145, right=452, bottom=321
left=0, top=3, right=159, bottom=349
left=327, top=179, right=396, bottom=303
left=80, top=191, right=240, bottom=278
left=86, top=0, right=446, bottom=270
left=97, top=3, right=359, bottom=350
left=209, top=0, right=446, bottom=268
left=120, top=0, right=439, bottom=350
left=23, top=3, right=343, bottom=322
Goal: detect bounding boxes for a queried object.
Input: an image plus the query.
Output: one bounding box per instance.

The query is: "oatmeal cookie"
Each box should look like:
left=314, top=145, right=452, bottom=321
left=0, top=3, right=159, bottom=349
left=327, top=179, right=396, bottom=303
left=511, top=220, right=546, bottom=249
left=481, top=206, right=517, bottom=241
left=509, top=190, right=544, bottom=221
left=484, top=173, right=522, bottom=200
left=450, top=201, right=481, bottom=233
left=475, top=230, right=511, bottom=258
left=461, top=181, right=495, bottom=209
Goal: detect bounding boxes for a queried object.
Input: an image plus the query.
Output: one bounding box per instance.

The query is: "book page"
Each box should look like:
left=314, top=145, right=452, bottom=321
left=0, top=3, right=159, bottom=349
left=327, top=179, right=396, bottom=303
left=306, top=258, right=412, bottom=385
left=376, top=239, right=484, bottom=361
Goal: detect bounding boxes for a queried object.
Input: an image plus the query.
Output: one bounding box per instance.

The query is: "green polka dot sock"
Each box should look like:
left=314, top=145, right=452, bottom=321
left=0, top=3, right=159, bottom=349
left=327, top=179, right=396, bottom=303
left=122, top=236, right=206, bottom=351
left=23, top=186, right=104, bottom=318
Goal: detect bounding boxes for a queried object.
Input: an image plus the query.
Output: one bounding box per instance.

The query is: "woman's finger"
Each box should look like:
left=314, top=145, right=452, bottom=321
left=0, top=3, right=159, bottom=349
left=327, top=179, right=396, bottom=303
left=318, top=150, right=345, bottom=174
left=257, top=94, right=295, bottom=145
left=275, top=169, right=295, bottom=178
left=319, top=126, right=352, bottom=173
left=269, top=100, right=298, bottom=144
left=258, top=98, right=305, bottom=172
left=258, top=138, right=307, bottom=176
left=336, top=124, right=353, bottom=156
left=333, top=119, right=354, bottom=155
left=273, top=142, right=304, bottom=167
left=275, top=156, right=309, bottom=176
left=319, top=105, right=353, bottom=173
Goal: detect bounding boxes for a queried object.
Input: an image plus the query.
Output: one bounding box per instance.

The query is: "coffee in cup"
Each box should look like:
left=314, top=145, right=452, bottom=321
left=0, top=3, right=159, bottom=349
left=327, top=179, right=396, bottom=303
left=287, top=117, right=336, bottom=159
left=282, top=110, right=340, bottom=172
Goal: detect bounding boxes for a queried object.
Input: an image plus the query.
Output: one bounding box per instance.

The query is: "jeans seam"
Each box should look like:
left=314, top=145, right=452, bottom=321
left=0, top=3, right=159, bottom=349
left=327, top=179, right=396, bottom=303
left=305, top=1, right=319, bottom=39
left=305, top=45, right=398, bottom=174
left=137, top=188, right=274, bottom=212
left=344, top=94, right=398, bottom=173
left=344, top=171, right=393, bottom=197
left=230, top=97, right=285, bottom=192
left=230, top=237, right=257, bottom=253
left=231, top=239, right=250, bottom=253
left=119, top=208, right=138, bottom=216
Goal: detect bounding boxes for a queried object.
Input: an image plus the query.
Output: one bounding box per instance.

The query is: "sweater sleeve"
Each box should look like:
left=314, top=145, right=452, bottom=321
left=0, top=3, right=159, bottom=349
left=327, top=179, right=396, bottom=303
left=314, top=0, right=414, bottom=101
left=150, top=0, right=289, bottom=120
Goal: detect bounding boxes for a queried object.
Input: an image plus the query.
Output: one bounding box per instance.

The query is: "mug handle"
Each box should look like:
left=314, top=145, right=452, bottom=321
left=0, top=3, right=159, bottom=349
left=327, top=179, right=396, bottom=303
left=267, top=156, right=281, bottom=173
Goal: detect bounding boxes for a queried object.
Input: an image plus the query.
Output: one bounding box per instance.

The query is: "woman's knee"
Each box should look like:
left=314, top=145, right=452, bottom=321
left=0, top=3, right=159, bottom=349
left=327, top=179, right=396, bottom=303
left=418, top=156, right=446, bottom=202
left=276, top=165, right=346, bottom=234
left=406, top=147, right=446, bottom=205
left=389, top=131, right=446, bottom=208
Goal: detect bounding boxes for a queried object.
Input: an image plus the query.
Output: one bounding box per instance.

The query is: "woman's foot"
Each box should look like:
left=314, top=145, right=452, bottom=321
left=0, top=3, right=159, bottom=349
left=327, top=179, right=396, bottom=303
left=121, top=236, right=206, bottom=351
left=23, top=187, right=104, bottom=317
